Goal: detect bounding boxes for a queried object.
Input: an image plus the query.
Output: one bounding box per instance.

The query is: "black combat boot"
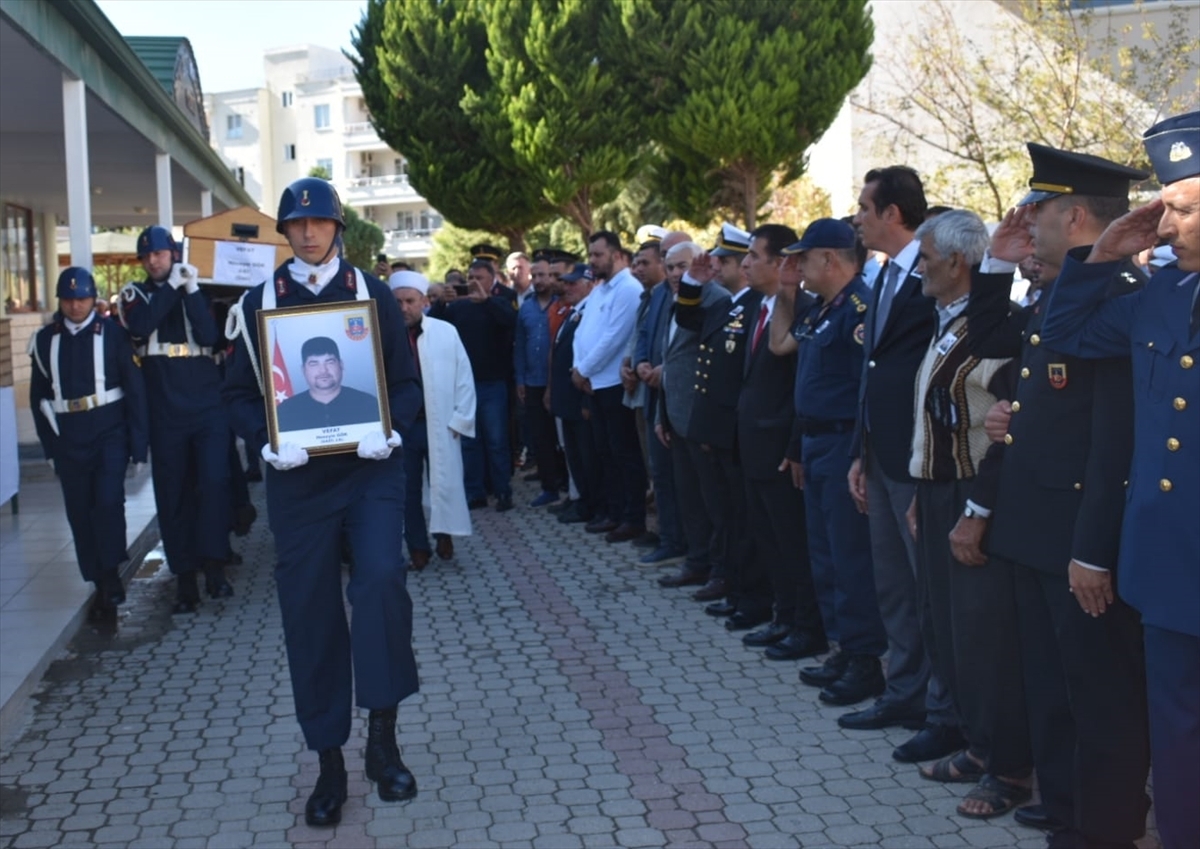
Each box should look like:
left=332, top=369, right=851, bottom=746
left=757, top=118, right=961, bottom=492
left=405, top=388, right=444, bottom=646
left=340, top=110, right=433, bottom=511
left=173, top=571, right=200, bottom=614
left=365, top=708, right=417, bottom=802
left=203, top=559, right=234, bottom=599
left=304, top=747, right=347, bottom=827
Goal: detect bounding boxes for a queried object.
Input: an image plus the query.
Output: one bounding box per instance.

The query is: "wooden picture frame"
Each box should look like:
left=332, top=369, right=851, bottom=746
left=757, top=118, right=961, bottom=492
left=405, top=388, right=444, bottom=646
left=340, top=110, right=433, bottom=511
left=257, top=300, right=391, bottom=456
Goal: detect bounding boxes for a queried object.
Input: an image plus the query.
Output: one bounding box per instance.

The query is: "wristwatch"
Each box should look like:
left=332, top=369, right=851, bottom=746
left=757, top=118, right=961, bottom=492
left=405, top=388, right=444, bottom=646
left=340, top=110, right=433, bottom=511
left=963, top=504, right=978, bottom=519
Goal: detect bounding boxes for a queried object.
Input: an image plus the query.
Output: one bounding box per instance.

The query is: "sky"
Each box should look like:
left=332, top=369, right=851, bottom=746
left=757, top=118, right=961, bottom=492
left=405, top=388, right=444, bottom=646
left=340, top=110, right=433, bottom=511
left=96, top=0, right=369, bottom=94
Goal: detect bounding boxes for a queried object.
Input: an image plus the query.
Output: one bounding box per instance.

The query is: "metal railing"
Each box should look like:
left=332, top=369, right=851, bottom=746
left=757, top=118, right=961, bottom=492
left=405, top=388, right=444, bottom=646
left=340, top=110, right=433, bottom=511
left=343, top=121, right=375, bottom=136
left=345, top=174, right=412, bottom=189
left=298, top=65, right=354, bottom=83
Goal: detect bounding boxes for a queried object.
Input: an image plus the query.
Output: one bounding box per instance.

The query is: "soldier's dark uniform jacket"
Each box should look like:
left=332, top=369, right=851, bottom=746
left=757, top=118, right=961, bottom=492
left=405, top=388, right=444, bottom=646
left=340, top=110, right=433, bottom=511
left=967, top=261, right=1146, bottom=573
left=675, top=278, right=763, bottom=451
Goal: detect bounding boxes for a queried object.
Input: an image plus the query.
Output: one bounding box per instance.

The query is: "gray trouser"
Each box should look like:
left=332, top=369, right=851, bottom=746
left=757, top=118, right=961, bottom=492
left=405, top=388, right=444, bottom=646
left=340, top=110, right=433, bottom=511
left=865, top=458, right=956, bottom=725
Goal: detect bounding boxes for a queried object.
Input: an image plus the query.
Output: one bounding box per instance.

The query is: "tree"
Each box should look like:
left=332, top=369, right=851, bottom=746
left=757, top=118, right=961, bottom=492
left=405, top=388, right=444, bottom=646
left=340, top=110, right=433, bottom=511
left=472, top=0, right=647, bottom=239
left=350, top=0, right=546, bottom=249
left=622, top=0, right=873, bottom=228
left=341, top=206, right=384, bottom=272
left=308, top=165, right=332, bottom=180
left=853, top=0, right=1199, bottom=220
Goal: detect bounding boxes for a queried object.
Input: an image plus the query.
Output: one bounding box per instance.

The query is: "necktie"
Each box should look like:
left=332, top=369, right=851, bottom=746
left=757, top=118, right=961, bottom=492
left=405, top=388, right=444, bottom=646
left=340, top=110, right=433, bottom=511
left=751, top=305, right=769, bottom=353
left=875, top=261, right=903, bottom=335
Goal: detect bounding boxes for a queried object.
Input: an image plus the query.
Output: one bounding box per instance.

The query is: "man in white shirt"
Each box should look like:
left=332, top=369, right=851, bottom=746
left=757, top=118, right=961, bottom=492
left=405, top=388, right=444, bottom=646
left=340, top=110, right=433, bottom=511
left=572, top=231, right=648, bottom=543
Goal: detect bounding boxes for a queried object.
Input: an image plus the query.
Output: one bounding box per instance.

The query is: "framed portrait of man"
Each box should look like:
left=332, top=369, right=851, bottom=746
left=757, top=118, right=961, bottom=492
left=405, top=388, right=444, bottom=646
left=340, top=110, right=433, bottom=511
left=257, top=300, right=391, bottom=456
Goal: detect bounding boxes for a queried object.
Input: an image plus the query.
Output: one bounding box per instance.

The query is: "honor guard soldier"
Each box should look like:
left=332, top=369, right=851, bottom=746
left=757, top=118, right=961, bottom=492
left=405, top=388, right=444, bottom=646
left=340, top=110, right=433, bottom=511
left=967, top=144, right=1151, bottom=844
left=119, top=225, right=233, bottom=612
left=222, top=178, right=422, bottom=828
left=30, top=268, right=148, bottom=624
left=772, top=219, right=888, bottom=707
left=1041, top=111, right=1200, bottom=849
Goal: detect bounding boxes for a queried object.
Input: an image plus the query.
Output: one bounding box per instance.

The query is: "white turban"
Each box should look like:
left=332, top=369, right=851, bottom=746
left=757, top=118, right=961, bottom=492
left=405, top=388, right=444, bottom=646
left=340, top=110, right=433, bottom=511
left=388, top=270, right=429, bottom=295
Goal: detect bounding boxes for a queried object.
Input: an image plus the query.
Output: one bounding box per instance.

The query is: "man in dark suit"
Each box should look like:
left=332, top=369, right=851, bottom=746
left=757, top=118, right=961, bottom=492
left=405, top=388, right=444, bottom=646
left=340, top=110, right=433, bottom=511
left=674, top=224, right=760, bottom=606
left=656, top=241, right=731, bottom=589
left=966, top=145, right=1152, bottom=843
left=841, top=167, right=959, bottom=759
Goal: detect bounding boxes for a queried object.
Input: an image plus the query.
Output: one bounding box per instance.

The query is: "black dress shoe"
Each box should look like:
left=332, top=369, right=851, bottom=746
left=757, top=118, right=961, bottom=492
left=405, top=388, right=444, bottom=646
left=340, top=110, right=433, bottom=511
left=172, top=572, right=200, bottom=614
left=799, top=651, right=850, bottom=687
left=99, top=570, right=126, bottom=607
left=892, top=724, right=966, bottom=763
left=365, top=708, right=417, bottom=802
left=585, top=518, right=619, bottom=534
left=839, top=699, right=926, bottom=731
left=819, top=655, right=885, bottom=706
left=632, top=532, right=660, bottom=549
left=494, top=494, right=514, bottom=512
left=548, top=499, right=573, bottom=514
left=558, top=503, right=592, bottom=524
left=742, top=621, right=791, bottom=647
left=86, top=591, right=117, bottom=625
left=204, top=562, right=234, bottom=599
left=764, top=631, right=829, bottom=661
left=691, top=578, right=728, bottom=602
left=658, top=566, right=709, bottom=588
left=305, top=747, right=348, bottom=827
left=705, top=600, right=737, bottom=617
left=605, top=523, right=646, bottom=543
left=1014, top=804, right=1066, bottom=832
left=468, top=497, right=488, bottom=510
left=725, top=609, right=771, bottom=631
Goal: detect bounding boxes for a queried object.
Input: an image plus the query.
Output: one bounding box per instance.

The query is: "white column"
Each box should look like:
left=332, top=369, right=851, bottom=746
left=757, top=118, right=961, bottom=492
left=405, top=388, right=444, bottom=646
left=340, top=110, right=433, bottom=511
left=156, top=153, right=173, bottom=228
left=200, top=189, right=213, bottom=218
left=62, top=75, right=92, bottom=269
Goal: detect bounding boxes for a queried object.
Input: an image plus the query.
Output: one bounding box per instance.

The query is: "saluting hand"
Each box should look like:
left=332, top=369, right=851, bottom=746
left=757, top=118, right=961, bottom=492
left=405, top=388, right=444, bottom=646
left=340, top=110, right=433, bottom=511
left=466, top=277, right=488, bottom=304
left=688, top=251, right=715, bottom=284
left=1068, top=559, right=1114, bottom=617
left=780, top=256, right=802, bottom=293
left=990, top=207, right=1035, bottom=264
left=1086, top=199, right=1164, bottom=265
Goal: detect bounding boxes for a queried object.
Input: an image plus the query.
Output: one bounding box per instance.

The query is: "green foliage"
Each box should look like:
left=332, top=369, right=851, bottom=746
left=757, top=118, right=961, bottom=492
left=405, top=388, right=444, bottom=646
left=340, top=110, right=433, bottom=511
left=622, top=0, right=873, bottom=227
left=349, top=0, right=545, bottom=246
left=308, top=165, right=332, bottom=180
left=341, top=206, right=385, bottom=272
left=426, top=222, right=511, bottom=282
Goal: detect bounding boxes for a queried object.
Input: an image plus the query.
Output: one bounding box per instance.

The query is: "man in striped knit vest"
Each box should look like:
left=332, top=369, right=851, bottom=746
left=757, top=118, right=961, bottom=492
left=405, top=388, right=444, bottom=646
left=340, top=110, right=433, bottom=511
left=904, top=210, right=1030, bottom=821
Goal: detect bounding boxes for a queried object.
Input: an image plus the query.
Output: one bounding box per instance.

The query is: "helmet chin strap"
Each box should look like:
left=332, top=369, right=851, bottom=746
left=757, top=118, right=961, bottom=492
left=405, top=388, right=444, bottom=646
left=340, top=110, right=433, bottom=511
left=313, top=228, right=344, bottom=267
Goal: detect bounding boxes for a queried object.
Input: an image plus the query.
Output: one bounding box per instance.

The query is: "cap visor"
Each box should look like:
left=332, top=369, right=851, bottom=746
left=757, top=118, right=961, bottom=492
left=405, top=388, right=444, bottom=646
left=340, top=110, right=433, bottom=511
left=780, top=241, right=808, bottom=256
left=709, top=246, right=744, bottom=257
left=1017, top=189, right=1060, bottom=206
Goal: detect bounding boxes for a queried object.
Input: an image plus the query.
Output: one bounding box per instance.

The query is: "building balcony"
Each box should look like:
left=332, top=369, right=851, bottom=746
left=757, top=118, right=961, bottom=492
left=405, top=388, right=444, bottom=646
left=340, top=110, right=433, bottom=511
left=340, top=174, right=421, bottom=205
left=383, top=228, right=437, bottom=260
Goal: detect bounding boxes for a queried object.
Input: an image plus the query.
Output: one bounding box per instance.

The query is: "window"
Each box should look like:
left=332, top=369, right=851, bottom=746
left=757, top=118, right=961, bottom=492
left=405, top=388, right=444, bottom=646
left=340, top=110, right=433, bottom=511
left=315, top=158, right=333, bottom=179
left=2, top=204, right=38, bottom=313
left=282, top=91, right=293, bottom=108
left=396, top=210, right=414, bottom=231
left=394, top=158, right=406, bottom=175
left=226, top=114, right=242, bottom=139
left=284, top=144, right=296, bottom=161
left=233, top=166, right=245, bottom=186
left=314, top=104, right=330, bottom=130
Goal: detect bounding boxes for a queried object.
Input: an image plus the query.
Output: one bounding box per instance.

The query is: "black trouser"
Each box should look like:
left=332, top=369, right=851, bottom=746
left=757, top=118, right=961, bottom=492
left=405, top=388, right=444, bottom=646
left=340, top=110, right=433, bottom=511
left=745, top=471, right=821, bottom=633
left=671, top=435, right=714, bottom=573
left=1011, top=561, right=1150, bottom=842
left=523, top=387, right=563, bottom=494
left=916, top=479, right=1031, bottom=778
left=687, top=441, right=747, bottom=582
left=589, top=386, right=647, bottom=526
left=561, top=417, right=602, bottom=518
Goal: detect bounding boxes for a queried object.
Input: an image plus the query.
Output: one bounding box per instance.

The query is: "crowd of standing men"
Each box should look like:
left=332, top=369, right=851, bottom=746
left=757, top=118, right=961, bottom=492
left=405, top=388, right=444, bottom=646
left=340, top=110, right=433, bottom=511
left=26, top=107, right=1198, bottom=846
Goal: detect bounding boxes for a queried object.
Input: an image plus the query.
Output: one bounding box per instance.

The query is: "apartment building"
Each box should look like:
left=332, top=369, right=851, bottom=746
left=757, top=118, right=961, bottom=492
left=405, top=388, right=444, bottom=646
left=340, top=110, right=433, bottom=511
left=204, top=44, right=442, bottom=265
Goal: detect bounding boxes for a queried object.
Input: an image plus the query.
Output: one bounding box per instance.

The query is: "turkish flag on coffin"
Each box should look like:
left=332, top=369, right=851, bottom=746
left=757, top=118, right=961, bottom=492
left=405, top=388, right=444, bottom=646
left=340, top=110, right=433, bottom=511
left=272, top=339, right=294, bottom=405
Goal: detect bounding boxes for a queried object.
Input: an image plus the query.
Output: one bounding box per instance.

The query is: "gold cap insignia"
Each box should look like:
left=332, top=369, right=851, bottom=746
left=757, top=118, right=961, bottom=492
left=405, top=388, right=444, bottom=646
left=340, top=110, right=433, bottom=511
left=300, top=190, right=311, bottom=207
left=69, top=277, right=77, bottom=290
left=1169, top=141, right=1193, bottom=163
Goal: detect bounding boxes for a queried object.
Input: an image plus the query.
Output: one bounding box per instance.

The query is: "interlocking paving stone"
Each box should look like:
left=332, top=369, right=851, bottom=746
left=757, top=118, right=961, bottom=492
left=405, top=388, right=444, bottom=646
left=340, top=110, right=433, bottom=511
left=0, top=480, right=1163, bottom=848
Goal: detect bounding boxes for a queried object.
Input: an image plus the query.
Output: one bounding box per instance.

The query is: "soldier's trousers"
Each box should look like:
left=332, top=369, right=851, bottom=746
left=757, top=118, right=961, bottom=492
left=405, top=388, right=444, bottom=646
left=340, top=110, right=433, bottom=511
left=58, top=426, right=128, bottom=583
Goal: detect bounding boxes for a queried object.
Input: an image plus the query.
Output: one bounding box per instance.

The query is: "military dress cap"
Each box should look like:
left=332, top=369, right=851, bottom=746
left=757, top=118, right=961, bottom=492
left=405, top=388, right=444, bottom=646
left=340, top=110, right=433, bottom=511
left=136, top=225, right=178, bottom=259
left=560, top=263, right=593, bottom=282
left=1143, top=111, right=1199, bottom=186
left=388, top=270, right=429, bottom=295
left=636, top=224, right=668, bottom=244
left=56, top=266, right=98, bottom=300
left=531, top=247, right=557, bottom=263
left=276, top=177, right=345, bottom=233
left=469, top=243, right=505, bottom=264
left=782, top=218, right=857, bottom=254
left=1017, top=143, right=1149, bottom=206
left=710, top=222, right=752, bottom=257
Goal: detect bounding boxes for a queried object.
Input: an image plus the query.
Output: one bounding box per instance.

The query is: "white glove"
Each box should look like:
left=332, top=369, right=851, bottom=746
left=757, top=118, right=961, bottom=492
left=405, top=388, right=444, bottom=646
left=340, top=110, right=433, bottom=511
left=357, top=429, right=402, bottom=461
left=168, top=263, right=199, bottom=291
left=126, top=462, right=146, bottom=479
left=262, top=441, right=309, bottom=471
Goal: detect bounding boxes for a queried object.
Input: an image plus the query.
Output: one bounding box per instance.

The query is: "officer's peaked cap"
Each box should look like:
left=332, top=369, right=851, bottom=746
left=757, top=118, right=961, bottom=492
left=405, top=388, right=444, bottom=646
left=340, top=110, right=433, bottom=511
left=1143, top=111, right=1200, bottom=186
left=1017, top=143, right=1148, bottom=206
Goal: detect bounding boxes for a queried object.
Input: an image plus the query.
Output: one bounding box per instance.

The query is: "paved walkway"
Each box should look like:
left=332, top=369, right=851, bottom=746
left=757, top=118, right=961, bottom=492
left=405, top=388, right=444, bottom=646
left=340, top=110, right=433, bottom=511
left=0, top=477, right=1159, bottom=849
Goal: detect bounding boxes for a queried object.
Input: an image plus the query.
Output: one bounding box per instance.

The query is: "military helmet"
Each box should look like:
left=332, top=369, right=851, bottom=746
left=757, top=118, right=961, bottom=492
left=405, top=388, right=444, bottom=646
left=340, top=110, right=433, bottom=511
left=276, top=178, right=346, bottom=233
left=136, top=225, right=179, bottom=260
left=56, top=267, right=98, bottom=300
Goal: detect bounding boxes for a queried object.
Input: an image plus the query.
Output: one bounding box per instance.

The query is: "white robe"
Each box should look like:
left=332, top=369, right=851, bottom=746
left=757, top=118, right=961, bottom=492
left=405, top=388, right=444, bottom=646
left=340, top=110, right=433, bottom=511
left=416, top=316, right=475, bottom=536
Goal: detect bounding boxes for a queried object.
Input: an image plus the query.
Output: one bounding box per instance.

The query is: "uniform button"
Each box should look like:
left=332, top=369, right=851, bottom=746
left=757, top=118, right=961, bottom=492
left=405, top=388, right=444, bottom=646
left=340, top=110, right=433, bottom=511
left=1011, top=401, right=1021, bottom=412
left=1020, top=367, right=1030, bottom=379
left=1123, top=480, right=1129, bottom=487
left=1147, top=341, right=1154, bottom=349
left=1004, top=434, right=1013, bottom=445
left=1030, top=334, right=1040, bottom=346
left=1073, top=482, right=1082, bottom=491
left=1175, top=397, right=1188, bottom=411
left=868, top=360, right=876, bottom=368
left=693, top=384, right=700, bottom=390
left=1167, top=437, right=1180, bottom=451
left=1182, top=355, right=1194, bottom=369
left=695, top=370, right=702, bottom=376
left=1160, top=478, right=1172, bottom=492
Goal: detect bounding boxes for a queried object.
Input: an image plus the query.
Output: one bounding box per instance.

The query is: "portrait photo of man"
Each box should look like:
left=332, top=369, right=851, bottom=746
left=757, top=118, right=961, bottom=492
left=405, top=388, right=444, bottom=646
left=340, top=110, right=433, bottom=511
left=276, top=336, right=381, bottom=432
